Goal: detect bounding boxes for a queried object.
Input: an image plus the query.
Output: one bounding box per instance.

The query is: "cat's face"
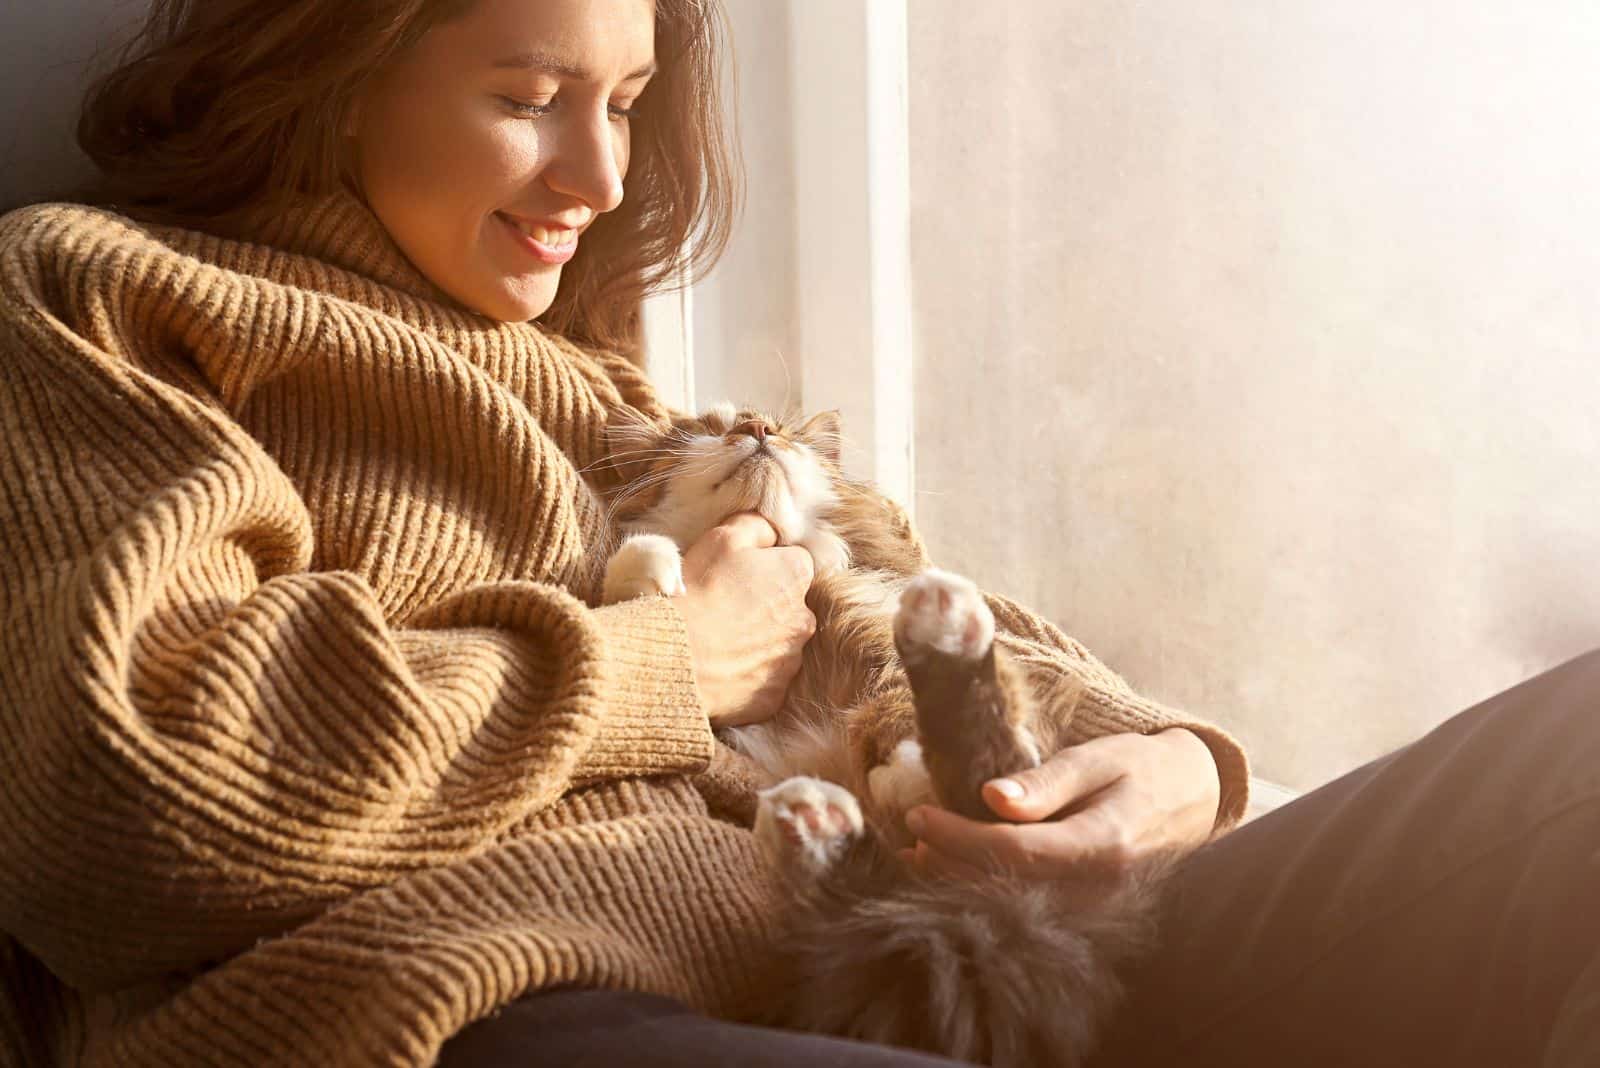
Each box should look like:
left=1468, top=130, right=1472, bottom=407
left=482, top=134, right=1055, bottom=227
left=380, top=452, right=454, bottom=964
left=608, top=403, right=843, bottom=548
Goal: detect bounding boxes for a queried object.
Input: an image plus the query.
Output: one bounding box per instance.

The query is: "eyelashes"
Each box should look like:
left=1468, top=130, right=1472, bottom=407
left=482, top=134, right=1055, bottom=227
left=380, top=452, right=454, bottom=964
left=499, top=96, right=638, bottom=121
left=500, top=97, right=554, bottom=118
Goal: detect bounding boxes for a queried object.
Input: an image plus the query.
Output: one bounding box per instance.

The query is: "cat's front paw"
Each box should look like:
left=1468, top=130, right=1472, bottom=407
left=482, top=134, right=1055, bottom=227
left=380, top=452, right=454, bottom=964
left=755, top=776, right=863, bottom=876
left=894, top=569, right=996, bottom=663
left=602, top=534, right=686, bottom=604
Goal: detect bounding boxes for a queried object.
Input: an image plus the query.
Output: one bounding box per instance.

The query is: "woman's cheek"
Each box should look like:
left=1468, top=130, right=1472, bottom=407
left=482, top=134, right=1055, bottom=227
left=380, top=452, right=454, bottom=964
left=614, top=127, right=631, bottom=183
left=474, top=121, right=546, bottom=197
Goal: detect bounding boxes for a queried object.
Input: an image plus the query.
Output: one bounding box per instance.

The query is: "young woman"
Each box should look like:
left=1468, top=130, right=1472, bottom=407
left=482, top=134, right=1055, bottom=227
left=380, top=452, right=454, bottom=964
left=0, top=1, right=1238, bottom=1064
left=1, top=2, right=1591, bottom=1067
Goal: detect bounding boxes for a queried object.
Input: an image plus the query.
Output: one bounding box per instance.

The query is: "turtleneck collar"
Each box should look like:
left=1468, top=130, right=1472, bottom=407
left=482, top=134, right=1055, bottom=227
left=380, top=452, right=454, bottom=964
left=228, top=187, right=467, bottom=313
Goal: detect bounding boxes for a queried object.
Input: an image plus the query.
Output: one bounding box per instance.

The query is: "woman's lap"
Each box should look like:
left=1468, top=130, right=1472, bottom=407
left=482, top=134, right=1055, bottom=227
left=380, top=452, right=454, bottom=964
left=1097, top=647, right=1600, bottom=1067
left=438, top=650, right=1600, bottom=1067
left=435, top=988, right=964, bottom=1067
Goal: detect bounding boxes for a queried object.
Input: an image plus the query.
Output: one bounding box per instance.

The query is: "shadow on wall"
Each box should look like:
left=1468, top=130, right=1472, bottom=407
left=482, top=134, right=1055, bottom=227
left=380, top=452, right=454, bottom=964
left=0, top=0, right=145, bottom=211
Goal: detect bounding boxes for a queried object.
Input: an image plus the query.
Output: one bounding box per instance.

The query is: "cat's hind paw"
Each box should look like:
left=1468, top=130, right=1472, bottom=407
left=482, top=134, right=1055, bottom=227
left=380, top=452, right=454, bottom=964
left=602, top=534, right=686, bottom=604
left=894, top=569, right=995, bottom=663
left=755, top=776, right=864, bottom=876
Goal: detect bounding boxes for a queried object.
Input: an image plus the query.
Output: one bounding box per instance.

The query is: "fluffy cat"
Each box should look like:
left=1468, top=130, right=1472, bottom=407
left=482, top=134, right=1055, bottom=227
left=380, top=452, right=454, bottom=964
left=596, top=402, right=1166, bottom=1067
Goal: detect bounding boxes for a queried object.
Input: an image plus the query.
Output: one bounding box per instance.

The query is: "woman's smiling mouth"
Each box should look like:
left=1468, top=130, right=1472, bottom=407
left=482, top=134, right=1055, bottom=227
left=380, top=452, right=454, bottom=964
left=495, top=211, right=580, bottom=265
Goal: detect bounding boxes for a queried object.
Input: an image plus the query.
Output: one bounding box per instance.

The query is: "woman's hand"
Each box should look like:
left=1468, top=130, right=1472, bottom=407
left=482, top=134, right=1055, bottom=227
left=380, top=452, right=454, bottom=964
left=674, top=513, right=816, bottom=727
left=902, top=728, right=1221, bottom=900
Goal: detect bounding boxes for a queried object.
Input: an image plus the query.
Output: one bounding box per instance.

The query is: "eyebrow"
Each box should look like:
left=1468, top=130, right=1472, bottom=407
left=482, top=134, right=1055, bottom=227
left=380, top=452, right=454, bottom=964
left=491, top=50, right=657, bottom=81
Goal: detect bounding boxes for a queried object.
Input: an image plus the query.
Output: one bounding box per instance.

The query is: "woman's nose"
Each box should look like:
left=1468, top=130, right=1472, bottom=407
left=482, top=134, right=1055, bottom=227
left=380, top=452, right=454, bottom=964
left=543, top=109, right=626, bottom=215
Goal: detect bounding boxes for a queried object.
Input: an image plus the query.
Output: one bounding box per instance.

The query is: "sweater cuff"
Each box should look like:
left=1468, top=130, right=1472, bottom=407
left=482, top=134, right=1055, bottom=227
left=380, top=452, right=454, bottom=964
left=577, top=596, right=716, bottom=783
left=1072, top=684, right=1252, bottom=834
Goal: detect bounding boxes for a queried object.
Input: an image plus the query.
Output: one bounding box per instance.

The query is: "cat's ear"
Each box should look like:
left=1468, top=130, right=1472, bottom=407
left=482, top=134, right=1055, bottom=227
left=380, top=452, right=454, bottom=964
left=701, top=401, right=739, bottom=434
left=799, top=410, right=843, bottom=465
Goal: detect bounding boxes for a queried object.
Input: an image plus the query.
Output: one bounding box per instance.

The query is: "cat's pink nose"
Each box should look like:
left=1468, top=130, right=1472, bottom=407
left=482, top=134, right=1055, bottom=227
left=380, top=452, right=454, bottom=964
left=732, top=419, right=773, bottom=442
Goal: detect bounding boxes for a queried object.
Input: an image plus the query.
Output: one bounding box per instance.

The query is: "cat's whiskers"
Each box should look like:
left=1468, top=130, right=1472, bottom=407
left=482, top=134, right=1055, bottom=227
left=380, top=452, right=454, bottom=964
left=601, top=453, right=733, bottom=529
left=771, top=345, right=794, bottom=418
left=603, top=472, right=679, bottom=519
left=579, top=446, right=681, bottom=475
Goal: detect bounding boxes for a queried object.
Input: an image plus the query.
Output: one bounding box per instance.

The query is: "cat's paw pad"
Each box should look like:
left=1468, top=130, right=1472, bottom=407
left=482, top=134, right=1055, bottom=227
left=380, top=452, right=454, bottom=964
left=866, top=738, right=936, bottom=823
left=602, top=534, right=686, bottom=603
left=755, top=776, right=863, bottom=874
left=894, top=569, right=995, bottom=662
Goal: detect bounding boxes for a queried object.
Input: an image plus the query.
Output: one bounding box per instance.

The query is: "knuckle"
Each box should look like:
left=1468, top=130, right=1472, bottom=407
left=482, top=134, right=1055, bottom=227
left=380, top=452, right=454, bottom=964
left=787, top=549, right=815, bottom=581
left=1105, top=843, right=1139, bottom=876
left=994, top=825, right=1034, bottom=868
left=1099, top=826, right=1140, bottom=874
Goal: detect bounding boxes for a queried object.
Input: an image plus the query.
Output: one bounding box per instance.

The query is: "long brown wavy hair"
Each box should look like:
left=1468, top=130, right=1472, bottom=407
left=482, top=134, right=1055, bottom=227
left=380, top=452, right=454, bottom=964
left=75, top=0, right=741, bottom=350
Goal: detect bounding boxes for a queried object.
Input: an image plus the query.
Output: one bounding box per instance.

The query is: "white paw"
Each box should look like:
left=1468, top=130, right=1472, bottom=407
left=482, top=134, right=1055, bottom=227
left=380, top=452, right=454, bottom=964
left=755, top=776, right=864, bottom=875
left=866, top=739, right=936, bottom=822
left=602, top=534, right=686, bottom=604
left=894, top=569, right=995, bottom=662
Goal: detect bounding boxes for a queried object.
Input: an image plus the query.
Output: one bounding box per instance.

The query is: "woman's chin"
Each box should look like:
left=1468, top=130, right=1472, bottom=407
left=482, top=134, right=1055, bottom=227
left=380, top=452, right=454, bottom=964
left=458, top=269, right=560, bottom=323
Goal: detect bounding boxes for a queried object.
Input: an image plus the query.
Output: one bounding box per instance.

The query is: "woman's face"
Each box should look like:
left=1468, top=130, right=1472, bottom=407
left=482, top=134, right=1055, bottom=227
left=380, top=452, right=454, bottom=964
left=349, top=0, right=656, bottom=322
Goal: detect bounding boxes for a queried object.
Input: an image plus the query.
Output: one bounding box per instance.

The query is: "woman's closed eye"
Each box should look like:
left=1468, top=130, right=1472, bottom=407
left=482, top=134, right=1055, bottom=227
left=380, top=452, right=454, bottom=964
left=500, top=95, right=555, bottom=118
left=499, top=96, right=639, bottom=121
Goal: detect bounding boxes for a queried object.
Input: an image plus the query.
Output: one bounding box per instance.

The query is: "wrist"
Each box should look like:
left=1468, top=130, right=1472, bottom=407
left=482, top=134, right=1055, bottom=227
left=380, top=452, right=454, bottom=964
left=671, top=591, right=718, bottom=722
left=672, top=591, right=747, bottom=726
left=1157, top=727, right=1222, bottom=823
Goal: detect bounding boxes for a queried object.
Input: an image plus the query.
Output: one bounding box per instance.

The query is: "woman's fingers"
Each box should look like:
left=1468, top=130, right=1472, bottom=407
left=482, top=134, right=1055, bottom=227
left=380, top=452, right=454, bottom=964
left=899, top=840, right=989, bottom=882
left=682, top=513, right=777, bottom=576
left=675, top=512, right=814, bottom=726
left=906, top=803, right=1077, bottom=877
left=902, top=731, right=1224, bottom=891
left=980, top=734, right=1130, bottom=823
left=908, top=785, right=1143, bottom=880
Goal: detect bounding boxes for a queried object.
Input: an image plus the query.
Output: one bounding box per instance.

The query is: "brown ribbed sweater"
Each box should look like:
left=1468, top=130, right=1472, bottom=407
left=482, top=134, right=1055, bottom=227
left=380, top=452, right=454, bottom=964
left=0, top=194, right=1249, bottom=1067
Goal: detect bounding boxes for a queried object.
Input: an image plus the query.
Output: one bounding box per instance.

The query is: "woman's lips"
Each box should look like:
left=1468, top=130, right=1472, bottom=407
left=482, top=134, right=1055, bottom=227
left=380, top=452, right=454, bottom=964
left=495, top=212, right=578, bottom=265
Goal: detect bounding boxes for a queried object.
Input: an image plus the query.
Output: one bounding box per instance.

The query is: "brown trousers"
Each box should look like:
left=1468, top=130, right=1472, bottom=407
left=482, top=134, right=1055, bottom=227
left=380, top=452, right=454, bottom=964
left=1096, top=647, right=1600, bottom=1067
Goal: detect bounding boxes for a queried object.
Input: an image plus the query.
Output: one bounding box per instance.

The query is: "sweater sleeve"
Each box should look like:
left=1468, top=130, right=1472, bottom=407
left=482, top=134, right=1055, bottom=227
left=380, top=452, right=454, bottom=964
left=0, top=303, right=713, bottom=993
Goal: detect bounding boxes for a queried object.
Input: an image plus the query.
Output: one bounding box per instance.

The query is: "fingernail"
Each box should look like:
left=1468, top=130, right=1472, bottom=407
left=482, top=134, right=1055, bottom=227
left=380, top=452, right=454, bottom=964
left=989, top=778, right=1025, bottom=801
left=905, top=807, right=927, bottom=836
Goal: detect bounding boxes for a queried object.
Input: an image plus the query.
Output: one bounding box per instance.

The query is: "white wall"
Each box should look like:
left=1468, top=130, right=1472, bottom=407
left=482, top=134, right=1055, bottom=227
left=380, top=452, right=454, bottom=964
left=908, top=1, right=1600, bottom=789
left=691, top=0, right=912, bottom=503
left=687, top=0, right=799, bottom=414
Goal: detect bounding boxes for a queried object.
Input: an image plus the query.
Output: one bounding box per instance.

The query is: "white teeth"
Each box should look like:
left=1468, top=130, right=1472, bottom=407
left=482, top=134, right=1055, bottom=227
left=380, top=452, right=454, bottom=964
left=508, top=216, right=577, bottom=247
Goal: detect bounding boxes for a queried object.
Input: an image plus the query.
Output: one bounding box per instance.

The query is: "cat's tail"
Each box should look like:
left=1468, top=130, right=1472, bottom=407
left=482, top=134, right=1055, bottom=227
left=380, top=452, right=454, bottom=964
left=763, top=846, right=1171, bottom=1068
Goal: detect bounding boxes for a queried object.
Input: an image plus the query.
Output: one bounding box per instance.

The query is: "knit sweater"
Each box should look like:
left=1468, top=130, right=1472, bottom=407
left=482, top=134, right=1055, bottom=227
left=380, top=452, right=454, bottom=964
left=0, top=194, right=1249, bottom=1067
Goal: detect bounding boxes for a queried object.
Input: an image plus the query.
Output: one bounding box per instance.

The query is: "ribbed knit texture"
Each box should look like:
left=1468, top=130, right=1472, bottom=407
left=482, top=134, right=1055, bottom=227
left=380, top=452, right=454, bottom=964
left=0, top=195, right=1247, bottom=1067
